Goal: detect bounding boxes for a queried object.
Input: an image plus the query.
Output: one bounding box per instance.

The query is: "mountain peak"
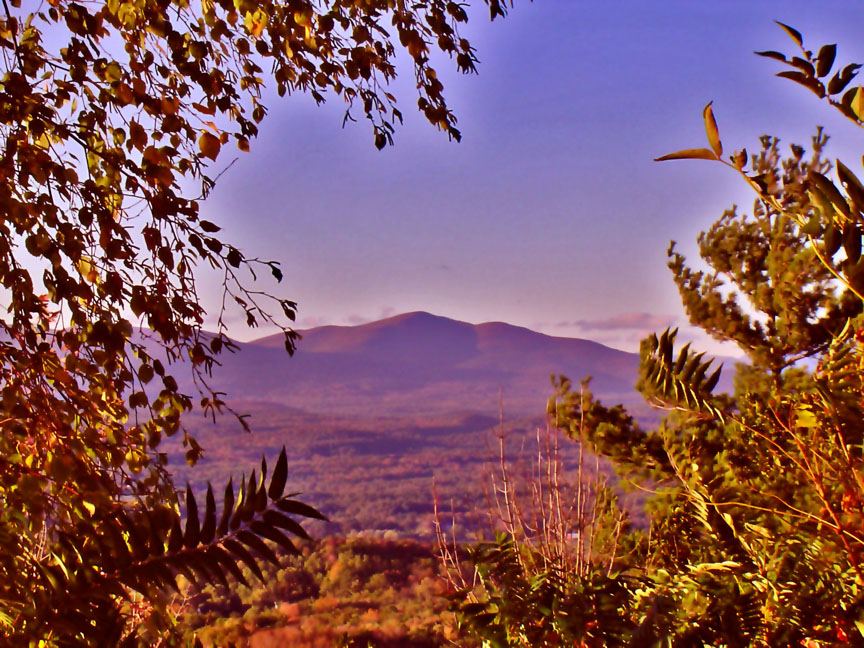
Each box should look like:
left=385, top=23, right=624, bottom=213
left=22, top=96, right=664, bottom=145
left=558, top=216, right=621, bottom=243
left=194, top=310, right=646, bottom=417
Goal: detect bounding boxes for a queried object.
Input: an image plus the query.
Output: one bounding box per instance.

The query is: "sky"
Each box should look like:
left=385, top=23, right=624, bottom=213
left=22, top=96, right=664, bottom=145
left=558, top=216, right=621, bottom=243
left=196, top=0, right=864, bottom=354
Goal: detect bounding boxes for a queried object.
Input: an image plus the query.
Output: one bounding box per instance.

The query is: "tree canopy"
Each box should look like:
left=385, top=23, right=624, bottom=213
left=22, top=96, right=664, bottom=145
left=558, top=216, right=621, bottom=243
left=0, top=0, right=515, bottom=644
left=454, top=23, right=864, bottom=646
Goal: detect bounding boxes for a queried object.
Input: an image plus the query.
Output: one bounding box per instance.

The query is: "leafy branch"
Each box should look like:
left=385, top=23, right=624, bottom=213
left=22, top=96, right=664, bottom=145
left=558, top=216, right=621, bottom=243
left=19, top=447, right=326, bottom=643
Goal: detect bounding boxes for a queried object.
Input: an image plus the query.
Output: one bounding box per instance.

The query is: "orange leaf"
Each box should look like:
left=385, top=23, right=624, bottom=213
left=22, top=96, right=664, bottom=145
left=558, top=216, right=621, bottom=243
left=199, top=132, right=221, bottom=160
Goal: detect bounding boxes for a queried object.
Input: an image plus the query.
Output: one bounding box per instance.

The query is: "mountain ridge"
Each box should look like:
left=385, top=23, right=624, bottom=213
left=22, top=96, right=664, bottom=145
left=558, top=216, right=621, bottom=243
left=249, top=311, right=619, bottom=354
left=194, top=311, right=645, bottom=418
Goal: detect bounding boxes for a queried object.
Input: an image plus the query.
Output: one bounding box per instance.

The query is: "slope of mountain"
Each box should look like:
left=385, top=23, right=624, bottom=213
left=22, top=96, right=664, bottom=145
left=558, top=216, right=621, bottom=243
left=206, top=311, right=643, bottom=417
left=170, top=312, right=728, bottom=538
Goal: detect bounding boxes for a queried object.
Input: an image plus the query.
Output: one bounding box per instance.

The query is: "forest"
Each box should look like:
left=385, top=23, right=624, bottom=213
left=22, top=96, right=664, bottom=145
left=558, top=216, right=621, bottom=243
left=3, top=1, right=864, bottom=647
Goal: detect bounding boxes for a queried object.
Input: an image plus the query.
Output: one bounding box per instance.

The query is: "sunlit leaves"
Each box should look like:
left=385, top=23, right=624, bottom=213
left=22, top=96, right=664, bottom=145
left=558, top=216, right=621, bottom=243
left=640, top=328, right=725, bottom=419
left=29, top=448, right=325, bottom=634
left=0, top=0, right=517, bottom=643
left=758, top=23, right=864, bottom=125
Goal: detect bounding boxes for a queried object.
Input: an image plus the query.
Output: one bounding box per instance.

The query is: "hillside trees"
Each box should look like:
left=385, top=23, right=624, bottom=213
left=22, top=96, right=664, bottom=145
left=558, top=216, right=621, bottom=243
left=0, top=0, right=516, bottom=644
left=454, top=24, right=864, bottom=646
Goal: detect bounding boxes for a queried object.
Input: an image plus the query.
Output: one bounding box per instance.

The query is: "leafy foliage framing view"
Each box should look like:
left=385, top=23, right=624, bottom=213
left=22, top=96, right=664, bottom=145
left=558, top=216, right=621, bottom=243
left=450, top=24, right=864, bottom=647
left=0, top=0, right=516, bottom=645
left=9, top=4, right=864, bottom=647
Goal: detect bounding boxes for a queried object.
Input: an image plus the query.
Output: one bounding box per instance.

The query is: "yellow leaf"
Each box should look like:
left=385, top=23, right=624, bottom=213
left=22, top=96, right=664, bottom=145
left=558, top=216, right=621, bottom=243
left=703, top=102, right=722, bottom=157
left=654, top=148, right=719, bottom=162
left=796, top=409, right=817, bottom=428
left=850, top=87, right=864, bottom=122
left=76, top=256, right=92, bottom=277
left=245, top=9, right=267, bottom=38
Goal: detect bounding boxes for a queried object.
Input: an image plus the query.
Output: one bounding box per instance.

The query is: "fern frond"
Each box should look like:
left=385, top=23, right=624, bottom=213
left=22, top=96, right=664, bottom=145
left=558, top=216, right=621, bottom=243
left=26, top=446, right=326, bottom=642
left=641, top=328, right=726, bottom=420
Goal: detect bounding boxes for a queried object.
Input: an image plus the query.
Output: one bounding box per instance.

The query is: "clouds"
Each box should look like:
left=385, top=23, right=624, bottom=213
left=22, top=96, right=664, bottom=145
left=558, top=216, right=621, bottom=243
left=528, top=312, right=679, bottom=352
left=559, top=312, right=677, bottom=332
left=533, top=311, right=744, bottom=359
left=300, top=306, right=397, bottom=329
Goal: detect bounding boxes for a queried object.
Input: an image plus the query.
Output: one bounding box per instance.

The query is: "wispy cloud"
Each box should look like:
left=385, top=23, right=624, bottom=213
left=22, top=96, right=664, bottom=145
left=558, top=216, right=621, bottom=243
left=558, top=312, right=677, bottom=331
left=299, top=315, right=332, bottom=328
left=344, top=306, right=396, bottom=326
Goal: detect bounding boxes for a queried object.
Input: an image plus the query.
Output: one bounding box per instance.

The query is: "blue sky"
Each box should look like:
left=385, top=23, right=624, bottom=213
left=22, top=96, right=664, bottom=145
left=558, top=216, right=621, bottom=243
left=198, top=0, right=864, bottom=353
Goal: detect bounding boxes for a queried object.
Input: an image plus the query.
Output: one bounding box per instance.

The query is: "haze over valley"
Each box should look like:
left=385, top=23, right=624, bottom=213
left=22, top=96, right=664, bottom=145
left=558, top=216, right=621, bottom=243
left=169, top=311, right=730, bottom=538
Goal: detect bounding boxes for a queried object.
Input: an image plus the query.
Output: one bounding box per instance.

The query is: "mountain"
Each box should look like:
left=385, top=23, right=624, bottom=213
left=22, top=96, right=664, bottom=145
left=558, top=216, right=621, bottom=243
left=199, top=311, right=643, bottom=418
left=170, top=312, right=727, bottom=537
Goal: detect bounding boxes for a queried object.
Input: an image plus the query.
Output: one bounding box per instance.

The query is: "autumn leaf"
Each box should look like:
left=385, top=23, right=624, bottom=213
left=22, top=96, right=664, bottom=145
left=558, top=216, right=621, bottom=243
left=199, top=132, right=221, bottom=160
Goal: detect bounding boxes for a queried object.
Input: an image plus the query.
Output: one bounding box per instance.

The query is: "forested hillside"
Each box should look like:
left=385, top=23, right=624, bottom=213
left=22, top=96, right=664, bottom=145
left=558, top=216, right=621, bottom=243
left=5, top=1, right=864, bottom=646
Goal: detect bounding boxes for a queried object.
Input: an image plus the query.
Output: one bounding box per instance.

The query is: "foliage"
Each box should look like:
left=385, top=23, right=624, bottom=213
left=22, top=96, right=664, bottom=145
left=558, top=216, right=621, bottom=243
left=443, top=398, right=642, bottom=647
left=455, top=23, right=864, bottom=647
left=0, top=0, right=514, bottom=644
left=183, top=536, right=456, bottom=647
left=453, top=533, right=640, bottom=648
left=13, top=448, right=327, bottom=646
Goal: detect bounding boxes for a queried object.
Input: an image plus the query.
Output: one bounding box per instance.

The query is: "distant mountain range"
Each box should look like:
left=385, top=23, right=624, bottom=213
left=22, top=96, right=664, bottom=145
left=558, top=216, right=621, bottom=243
left=168, top=312, right=734, bottom=537
left=195, top=311, right=649, bottom=418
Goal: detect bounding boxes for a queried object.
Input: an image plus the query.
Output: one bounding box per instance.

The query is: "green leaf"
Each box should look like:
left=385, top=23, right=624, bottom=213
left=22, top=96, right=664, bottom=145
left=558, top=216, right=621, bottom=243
left=231, top=475, right=248, bottom=530
left=255, top=474, right=268, bottom=512
left=233, top=471, right=259, bottom=525
left=654, top=148, right=718, bottom=162
left=188, top=553, right=226, bottom=587
left=800, top=213, right=822, bottom=236
left=198, top=551, right=229, bottom=588
left=674, top=342, right=691, bottom=374
left=837, top=159, right=864, bottom=209
left=824, top=225, right=842, bottom=257
left=796, top=409, right=817, bottom=428
left=843, top=222, right=861, bottom=264
left=703, top=365, right=722, bottom=393
left=131, top=559, right=180, bottom=594
left=811, top=172, right=851, bottom=217
left=104, top=518, right=132, bottom=569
